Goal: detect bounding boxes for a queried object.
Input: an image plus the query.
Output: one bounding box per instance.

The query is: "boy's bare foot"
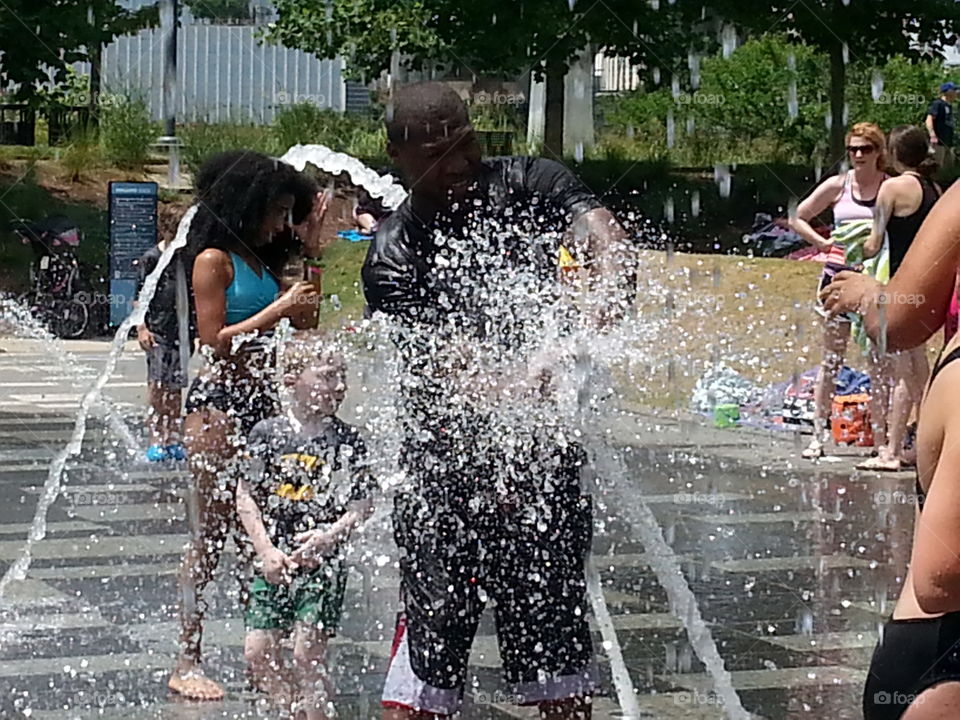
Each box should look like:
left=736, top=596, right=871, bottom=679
left=168, top=666, right=225, bottom=701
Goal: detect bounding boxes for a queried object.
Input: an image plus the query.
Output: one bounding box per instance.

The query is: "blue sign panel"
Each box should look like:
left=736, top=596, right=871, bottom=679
left=108, top=181, right=158, bottom=327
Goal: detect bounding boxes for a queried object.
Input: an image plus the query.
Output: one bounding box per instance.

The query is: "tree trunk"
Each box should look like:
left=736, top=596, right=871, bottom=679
left=88, top=41, right=102, bottom=128
left=544, top=59, right=565, bottom=160
left=828, top=41, right=846, bottom=164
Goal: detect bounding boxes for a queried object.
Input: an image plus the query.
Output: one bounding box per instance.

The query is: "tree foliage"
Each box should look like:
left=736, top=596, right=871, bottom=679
left=700, top=0, right=960, bottom=157
left=0, top=1, right=158, bottom=102
left=184, top=0, right=252, bottom=23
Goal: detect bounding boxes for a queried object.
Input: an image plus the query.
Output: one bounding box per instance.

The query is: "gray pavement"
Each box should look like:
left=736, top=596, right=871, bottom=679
left=0, top=337, right=918, bottom=719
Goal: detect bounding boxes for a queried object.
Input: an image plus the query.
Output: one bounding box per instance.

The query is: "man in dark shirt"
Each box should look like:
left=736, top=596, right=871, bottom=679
left=363, top=82, right=634, bottom=720
left=926, top=82, right=957, bottom=169
left=134, top=241, right=195, bottom=462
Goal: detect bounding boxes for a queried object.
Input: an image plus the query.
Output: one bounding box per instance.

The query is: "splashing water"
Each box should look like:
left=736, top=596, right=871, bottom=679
left=0, top=298, right=139, bottom=456
left=0, top=206, right=198, bottom=599
left=714, top=164, right=732, bottom=199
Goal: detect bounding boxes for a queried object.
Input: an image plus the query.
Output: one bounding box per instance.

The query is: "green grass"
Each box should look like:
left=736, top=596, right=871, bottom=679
left=316, top=239, right=369, bottom=328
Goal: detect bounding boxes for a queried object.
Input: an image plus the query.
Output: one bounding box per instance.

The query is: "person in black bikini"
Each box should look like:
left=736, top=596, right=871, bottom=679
left=857, top=126, right=941, bottom=472
left=863, top=333, right=960, bottom=719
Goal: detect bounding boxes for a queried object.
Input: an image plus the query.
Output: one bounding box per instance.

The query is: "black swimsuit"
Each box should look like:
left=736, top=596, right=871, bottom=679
left=863, top=346, right=960, bottom=720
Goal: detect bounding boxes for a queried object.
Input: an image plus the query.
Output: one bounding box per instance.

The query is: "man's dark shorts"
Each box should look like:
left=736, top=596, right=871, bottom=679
left=146, top=339, right=189, bottom=390
left=381, top=428, right=595, bottom=715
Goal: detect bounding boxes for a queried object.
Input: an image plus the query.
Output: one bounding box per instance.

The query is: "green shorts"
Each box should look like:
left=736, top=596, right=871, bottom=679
left=245, top=561, right=347, bottom=633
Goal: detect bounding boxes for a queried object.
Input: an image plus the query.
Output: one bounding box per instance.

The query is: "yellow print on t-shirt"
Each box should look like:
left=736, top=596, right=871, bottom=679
left=274, top=452, right=324, bottom=501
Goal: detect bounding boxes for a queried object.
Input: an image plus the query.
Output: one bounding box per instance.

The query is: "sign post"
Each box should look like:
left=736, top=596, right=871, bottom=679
left=108, top=181, right=159, bottom=328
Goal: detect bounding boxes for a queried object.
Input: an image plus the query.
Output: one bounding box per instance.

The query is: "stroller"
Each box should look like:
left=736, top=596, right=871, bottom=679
left=14, top=215, right=93, bottom=339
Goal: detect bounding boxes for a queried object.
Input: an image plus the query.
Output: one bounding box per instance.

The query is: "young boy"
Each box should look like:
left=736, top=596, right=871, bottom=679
left=134, top=235, right=194, bottom=462
left=237, top=340, right=374, bottom=719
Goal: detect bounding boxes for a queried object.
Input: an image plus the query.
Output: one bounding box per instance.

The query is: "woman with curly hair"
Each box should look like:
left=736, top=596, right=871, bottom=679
left=168, top=150, right=329, bottom=700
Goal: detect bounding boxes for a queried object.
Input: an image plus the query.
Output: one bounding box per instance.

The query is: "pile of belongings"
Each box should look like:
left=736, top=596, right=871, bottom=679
left=691, top=362, right=762, bottom=413
left=775, top=366, right=870, bottom=425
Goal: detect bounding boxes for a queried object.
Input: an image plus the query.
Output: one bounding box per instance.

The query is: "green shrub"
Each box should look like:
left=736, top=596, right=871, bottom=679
left=272, top=103, right=386, bottom=161
left=60, top=130, right=102, bottom=182
left=179, top=121, right=279, bottom=174
left=99, top=96, right=157, bottom=170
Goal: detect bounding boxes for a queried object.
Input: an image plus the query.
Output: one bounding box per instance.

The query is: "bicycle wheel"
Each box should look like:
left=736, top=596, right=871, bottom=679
left=51, top=299, right=89, bottom=339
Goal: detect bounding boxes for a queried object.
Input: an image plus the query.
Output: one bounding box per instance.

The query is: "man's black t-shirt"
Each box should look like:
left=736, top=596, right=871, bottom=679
left=929, top=98, right=955, bottom=147
left=361, top=156, right=602, bottom=326
left=247, top=415, right=375, bottom=555
left=135, top=245, right=195, bottom=344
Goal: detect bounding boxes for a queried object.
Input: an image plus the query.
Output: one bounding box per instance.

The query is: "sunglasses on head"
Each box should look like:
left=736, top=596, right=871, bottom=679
left=847, top=144, right=876, bottom=156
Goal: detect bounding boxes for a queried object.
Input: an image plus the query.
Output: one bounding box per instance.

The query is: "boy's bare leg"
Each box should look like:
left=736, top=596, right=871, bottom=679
left=293, top=623, right=335, bottom=720
left=245, top=629, right=294, bottom=712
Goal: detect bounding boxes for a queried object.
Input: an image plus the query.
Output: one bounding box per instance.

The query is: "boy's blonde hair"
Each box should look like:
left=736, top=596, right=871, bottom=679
left=281, top=330, right=343, bottom=379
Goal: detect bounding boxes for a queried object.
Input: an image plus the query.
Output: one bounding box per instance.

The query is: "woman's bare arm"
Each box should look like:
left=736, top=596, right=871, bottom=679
left=825, top=181, right=960, bottom=350
left=863, top=182, right=896, bottom=260
left=789, top=176, right=844, bottom=251
left=193, top=249, right=316, bottom=356
left=911, top=377, right=960, bottom=613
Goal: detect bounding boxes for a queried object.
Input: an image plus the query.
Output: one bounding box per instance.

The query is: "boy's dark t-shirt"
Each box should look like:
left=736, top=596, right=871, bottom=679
left=135, top=245, right=195, bottom=344
left=929, top=97, right=955, bottom=147
left=247, top=415, right=375, bottom=556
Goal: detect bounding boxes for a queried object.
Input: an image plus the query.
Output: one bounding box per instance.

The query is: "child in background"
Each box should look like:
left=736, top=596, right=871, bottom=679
left=237, top=337, right=374, bottom=719
left=134, top=230, right=195, bottom=462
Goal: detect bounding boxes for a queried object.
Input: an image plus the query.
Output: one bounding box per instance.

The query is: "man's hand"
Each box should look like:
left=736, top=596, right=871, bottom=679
left=819, top=271, right=881, bottom=317
left=260, top=546, right=296, bottom=585
left=137, top=325, right=157, bottom=351
left=289, top=528, right=339, bottom=568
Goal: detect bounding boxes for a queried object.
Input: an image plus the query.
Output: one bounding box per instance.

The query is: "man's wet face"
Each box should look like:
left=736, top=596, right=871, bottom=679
left=389, top=122, right=483, bottom=208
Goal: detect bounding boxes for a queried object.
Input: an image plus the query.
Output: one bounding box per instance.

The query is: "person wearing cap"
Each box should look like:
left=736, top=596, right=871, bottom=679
left=926, top=82, right=957, bottom=169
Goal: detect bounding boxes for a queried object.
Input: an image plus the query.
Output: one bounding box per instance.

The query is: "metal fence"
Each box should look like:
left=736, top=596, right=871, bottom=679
left=74, top=24, right=349, bottom=124
left=594, top=52, right=642, bottom=94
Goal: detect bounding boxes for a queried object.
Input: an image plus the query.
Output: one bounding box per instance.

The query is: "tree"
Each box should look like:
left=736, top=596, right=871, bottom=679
left=701, top=0, right=960, bottom=161
left=184, top=0, right=252, bottom=23
left=0, top=1, right=158, bottom=103
left=267, top=0, right=694, bottom=159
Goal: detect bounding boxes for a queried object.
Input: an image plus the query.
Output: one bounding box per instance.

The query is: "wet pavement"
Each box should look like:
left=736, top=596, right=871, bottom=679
left=0, top=341, right=918, bottom=719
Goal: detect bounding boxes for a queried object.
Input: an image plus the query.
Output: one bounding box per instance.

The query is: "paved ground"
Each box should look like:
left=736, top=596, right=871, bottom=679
left=0, top=337, right=918, bottom=719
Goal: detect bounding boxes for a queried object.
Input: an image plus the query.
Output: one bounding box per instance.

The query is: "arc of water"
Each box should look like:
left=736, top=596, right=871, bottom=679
left=574, top=335, right=751, bottom=720
left=280, top=144, right=408, bottom=210
left=1, top=145, right=404, bottom=600
left=0, top=298, right=139, bottom=456
left=0, top=206, right=199, bottom=599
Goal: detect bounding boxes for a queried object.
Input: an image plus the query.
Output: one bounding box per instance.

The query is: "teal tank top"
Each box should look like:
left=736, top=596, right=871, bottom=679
left=225, top=252, right=279, bottom=325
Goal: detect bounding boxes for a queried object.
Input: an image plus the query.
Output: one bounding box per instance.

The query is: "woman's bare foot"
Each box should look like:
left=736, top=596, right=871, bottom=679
left=168, top=665, right=225, bottom=701
left=802, top=438, right=824, bottom=460
left=857, top=452, right=902, bottom=472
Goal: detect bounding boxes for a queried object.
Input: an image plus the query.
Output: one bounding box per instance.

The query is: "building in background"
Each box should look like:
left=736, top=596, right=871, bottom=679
left=72, top=0, right=370, bottom=124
